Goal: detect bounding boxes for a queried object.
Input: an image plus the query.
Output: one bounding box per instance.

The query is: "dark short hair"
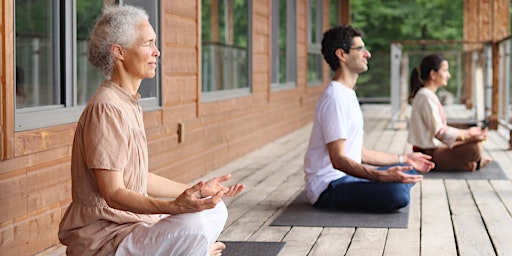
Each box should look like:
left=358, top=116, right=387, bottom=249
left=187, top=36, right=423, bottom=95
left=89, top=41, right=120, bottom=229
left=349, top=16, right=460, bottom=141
left=321, top=25, right=364, bottom=71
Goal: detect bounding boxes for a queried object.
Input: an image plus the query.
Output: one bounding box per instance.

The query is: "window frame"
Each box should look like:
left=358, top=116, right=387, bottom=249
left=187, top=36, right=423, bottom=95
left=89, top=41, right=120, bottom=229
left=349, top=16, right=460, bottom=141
left=14, top=0, right=161, bottom=132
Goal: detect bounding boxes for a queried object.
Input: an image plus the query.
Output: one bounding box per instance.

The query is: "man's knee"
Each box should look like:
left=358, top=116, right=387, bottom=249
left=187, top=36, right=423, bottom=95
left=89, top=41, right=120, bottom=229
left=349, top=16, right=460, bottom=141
left=387, top=185, right=411, bottom=210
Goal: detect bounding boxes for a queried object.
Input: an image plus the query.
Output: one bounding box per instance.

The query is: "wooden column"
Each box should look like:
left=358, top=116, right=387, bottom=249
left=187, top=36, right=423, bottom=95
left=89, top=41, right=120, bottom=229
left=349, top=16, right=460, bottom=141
left=340, top=0, right=350, bottom=25
left=1, top=0, right=15, bottom=159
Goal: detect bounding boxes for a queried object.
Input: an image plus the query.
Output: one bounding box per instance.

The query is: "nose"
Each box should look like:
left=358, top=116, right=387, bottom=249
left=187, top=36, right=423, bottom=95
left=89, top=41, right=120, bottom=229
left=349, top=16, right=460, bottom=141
left=364, top=49, right=371, bottom=58
left=153, top=44, right=160, bottom=57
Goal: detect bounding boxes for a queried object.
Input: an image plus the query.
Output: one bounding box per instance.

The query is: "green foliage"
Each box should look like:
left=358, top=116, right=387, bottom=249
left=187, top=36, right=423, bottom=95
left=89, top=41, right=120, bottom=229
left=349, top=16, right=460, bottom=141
left=350, top=0, right=464, bottom=98
left=202, top=0, right=248, bottom=47
left=76, top=0, right=103, bottom=39
left=15, top=0, right=51, bottom=36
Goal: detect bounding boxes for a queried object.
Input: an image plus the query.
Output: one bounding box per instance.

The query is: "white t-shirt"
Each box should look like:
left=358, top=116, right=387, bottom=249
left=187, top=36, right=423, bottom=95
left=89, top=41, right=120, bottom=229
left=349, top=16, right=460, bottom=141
left=304, top=81, right=364, bottom=204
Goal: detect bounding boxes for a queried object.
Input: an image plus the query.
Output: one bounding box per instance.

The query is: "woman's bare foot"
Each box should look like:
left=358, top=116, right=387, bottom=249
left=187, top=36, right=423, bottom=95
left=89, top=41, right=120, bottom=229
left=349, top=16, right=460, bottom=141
left=463, top=161, right=478, bottom=172
left=209, top=242, right=226, bottom=256
left=478, top=157, right=492, bottom=170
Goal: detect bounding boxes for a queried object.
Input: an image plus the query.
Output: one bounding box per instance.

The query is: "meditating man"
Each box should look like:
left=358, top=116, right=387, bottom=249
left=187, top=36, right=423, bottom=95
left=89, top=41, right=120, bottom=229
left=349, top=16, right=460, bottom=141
left=303, top=25, right=435, bottom=212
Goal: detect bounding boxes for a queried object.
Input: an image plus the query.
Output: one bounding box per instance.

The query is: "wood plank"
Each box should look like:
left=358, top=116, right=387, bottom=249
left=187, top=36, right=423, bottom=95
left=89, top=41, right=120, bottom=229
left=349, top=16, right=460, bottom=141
left=420, top=180, right=457, bottom=256
left=372, top=129, right=396, bottom=152
left=249, top=226, right=291, bottom=242
left=219, top=166, right=304, bottom=241
left=220, top=142, right=307, bottom=227
left=346, top=228, right=387, bottom=256
left=491, top=180, right=512, bottom=214
left=469, top=180, right=512, bottom=255
left=445, top=180, right=495, bottom=255
left=484, top=131, right=512, bottom=178
left=280, top=226, right=323, bottom=256
left=308, top=227, right=354, bottom=255
left=384, top=183, right=421, bottom=256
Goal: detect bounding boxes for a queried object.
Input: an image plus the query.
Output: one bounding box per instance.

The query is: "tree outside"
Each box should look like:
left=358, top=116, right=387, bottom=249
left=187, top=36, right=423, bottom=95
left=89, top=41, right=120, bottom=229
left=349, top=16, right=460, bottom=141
left=350, top=0, right=464, bottom=102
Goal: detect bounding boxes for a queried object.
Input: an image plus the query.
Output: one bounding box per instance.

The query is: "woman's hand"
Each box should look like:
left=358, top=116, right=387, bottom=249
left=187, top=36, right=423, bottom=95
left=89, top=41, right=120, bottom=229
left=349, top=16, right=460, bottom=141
left=467, top=126, right=488, bottom=142
left=169, top=181, right=224, bottom=215
left=201, top=174, right=245, bottom=198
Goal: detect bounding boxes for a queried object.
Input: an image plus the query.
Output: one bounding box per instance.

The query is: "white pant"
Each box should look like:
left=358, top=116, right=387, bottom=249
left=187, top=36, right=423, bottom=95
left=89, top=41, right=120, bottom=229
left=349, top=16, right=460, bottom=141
left=115, top=201, right=228, bottom=256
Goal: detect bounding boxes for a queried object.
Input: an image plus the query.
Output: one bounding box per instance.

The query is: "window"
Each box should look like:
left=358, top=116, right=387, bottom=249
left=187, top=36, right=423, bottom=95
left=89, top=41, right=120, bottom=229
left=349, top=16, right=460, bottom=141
left=14, top=0, right=159, bottom=131
left=307, top=0, right=323, bottom=85
left=329, top=0, right=340, bottom=27
left=201, top=0, right=251, bottom=101
left=271, top=0, right=297, bottom=90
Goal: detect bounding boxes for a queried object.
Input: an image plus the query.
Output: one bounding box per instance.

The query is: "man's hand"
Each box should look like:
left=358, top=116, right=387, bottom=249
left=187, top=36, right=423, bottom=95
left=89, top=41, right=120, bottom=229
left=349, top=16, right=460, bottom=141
left=405, top=152, right=435, bottom=173
left=201, top=174, right=245, bottom=198
left=380, top=165, right=424, bottom=183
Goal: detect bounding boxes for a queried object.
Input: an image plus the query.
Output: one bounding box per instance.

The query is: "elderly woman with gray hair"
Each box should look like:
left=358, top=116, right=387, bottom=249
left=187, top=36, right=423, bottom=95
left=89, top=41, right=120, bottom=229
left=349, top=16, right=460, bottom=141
left=58, top=5, right=244, bottom=256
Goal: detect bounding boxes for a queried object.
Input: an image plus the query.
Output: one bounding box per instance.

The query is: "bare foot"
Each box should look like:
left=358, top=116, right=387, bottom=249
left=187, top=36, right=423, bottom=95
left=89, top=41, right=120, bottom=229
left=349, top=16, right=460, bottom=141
left=463, top=161, right=478, bottom=172
left=478, top=157, right=492, bottom=170
left=209, top=242, right=226, bottom=256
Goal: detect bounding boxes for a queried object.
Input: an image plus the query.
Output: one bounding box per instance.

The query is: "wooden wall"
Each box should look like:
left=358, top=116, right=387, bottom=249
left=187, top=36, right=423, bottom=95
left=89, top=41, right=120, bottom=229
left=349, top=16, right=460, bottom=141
left=0, top=0, right=339, bottom=254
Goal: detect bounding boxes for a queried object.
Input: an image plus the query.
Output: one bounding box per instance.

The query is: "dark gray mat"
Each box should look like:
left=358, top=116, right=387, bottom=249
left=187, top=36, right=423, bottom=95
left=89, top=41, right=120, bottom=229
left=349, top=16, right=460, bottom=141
left=270, top=192, right=409, bottom=228
left=423, top=161, right=508, bottom=180
left=222, top=241, right=285, bottom=256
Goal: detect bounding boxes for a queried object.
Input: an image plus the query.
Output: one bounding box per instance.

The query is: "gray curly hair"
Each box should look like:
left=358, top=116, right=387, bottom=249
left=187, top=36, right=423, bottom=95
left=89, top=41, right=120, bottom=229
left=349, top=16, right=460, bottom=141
left=88, top=5, right=149, bottom=78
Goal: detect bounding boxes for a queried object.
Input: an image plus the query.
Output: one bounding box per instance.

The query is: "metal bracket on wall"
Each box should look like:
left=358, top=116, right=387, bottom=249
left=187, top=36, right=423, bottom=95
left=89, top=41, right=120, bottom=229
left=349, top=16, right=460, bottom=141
left=178, top=122, right=184, bottom=144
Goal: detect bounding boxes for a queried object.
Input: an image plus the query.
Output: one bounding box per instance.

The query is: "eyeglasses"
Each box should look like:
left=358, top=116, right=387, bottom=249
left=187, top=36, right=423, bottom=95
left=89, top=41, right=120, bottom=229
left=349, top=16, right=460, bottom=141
left=350, top=45, right=367, bottom=53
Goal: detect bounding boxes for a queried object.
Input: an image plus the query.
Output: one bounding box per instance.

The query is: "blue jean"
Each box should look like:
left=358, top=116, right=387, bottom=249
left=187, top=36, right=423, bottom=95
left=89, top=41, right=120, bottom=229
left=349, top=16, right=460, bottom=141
left=314, top=165, right=416, bottom=212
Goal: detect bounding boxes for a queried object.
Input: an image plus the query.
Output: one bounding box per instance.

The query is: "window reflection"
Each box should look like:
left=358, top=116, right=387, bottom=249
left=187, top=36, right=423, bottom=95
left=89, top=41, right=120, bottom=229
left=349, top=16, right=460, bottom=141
left=15, top=0, right=58, bottom=108
left=15, top=0, right=103, bottom=109
left=76, top=0, right=104, bottom=105
left=201, top=0, right=249, bottom=93
left=271, top=0, right=296, bottom=88
left=307, top=0, right=322, bottom=84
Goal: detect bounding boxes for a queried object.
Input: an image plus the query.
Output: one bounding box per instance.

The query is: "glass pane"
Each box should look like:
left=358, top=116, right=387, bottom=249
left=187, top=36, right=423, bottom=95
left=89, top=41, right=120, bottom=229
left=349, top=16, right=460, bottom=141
left=76, top=0, right=104, bottom=105
left=278, top=0, right=287, bottom=84
left=330, top=0, right=340, bottom=27
left=202, top=0, right=249, bottom=92
left=15, top=0, right=58, bottom=109
left=307, top=53, right=322, bottom=83
left=309, top=0, right=316, bottom=44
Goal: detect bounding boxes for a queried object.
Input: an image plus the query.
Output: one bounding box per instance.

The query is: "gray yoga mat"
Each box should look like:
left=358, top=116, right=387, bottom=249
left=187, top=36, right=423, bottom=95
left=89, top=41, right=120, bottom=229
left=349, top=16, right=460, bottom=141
left=423, top=161, right=508, bottom=180
left=270, top=192, right=409, bottom=228
left=222, top=241, right=286, bottom=256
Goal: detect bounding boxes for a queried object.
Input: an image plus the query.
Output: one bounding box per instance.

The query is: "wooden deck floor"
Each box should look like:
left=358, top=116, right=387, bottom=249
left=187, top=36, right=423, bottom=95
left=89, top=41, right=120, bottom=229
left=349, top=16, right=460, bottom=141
left=38, top=104, right=512, bottom=256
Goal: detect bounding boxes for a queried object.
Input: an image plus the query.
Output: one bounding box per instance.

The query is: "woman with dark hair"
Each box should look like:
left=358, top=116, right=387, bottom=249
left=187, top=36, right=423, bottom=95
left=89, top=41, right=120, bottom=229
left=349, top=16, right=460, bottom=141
left=407, top=54, right=491, bottom=172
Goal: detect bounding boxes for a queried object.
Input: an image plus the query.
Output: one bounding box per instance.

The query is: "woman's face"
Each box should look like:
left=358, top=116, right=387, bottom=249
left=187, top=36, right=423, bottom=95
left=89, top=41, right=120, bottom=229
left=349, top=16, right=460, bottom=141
left=123, top=20, right=160, bottom=80
left=430, top=60, right=451, bottom=87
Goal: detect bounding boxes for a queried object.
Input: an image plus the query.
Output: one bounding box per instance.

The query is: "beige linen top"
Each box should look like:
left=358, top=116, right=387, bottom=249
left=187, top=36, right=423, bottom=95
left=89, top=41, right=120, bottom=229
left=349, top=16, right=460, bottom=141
left=59, top=82, right=160, bottom=256
left=408, top=87, right=458, bottom=149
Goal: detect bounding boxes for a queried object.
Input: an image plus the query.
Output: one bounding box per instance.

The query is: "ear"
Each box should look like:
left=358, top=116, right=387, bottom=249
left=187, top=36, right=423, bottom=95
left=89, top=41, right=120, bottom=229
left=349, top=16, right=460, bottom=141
left=111, top=44, right=125, bottom=61
left=335, top=48, right=347, bottom=63
left=429, top=70, right=436, bottom=80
